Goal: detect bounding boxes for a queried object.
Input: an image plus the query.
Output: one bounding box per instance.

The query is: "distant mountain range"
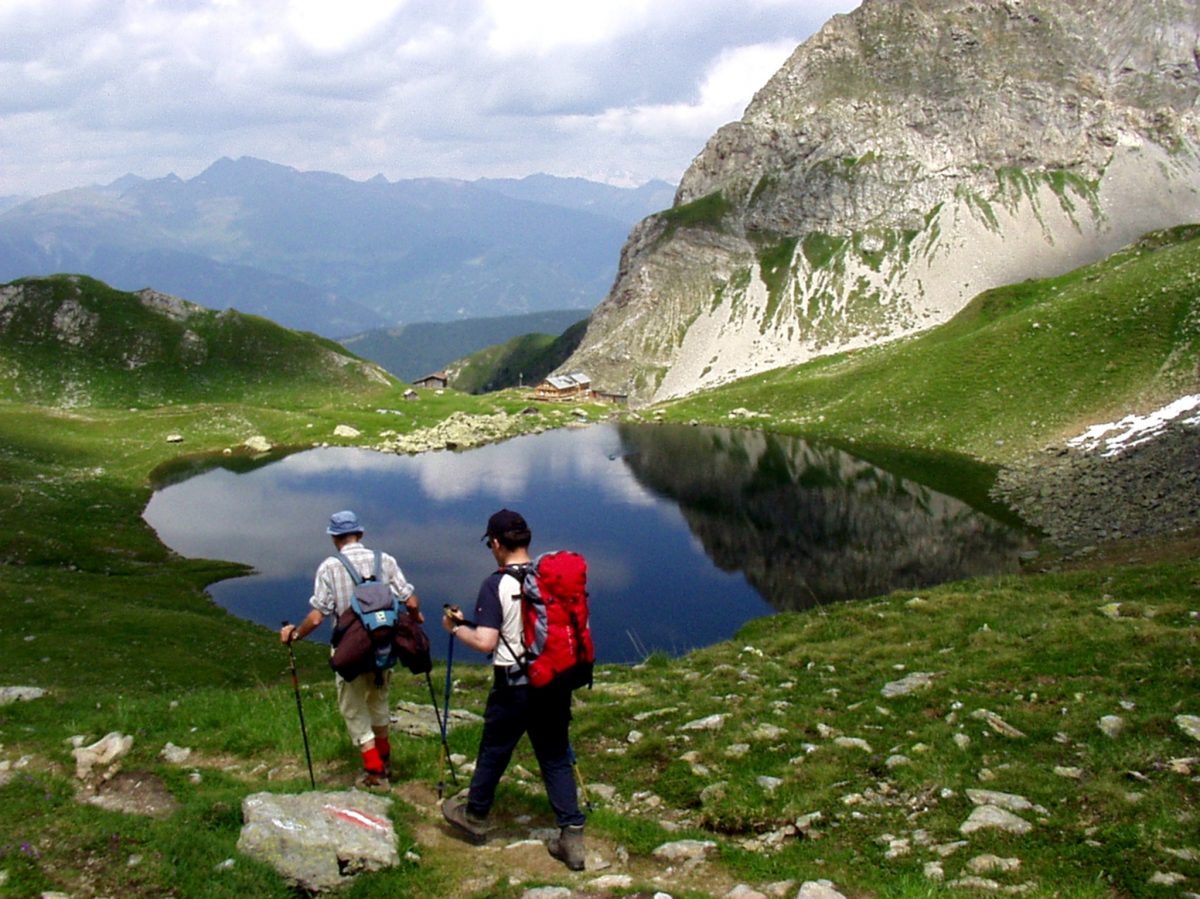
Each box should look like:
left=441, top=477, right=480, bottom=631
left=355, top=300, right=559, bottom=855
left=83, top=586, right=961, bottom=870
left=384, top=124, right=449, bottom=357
left=0, top=158, right=674, bottom=337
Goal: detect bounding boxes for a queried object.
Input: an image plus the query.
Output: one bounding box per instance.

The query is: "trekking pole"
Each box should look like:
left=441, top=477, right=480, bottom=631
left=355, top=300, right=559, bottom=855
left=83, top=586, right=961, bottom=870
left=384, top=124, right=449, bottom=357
left=282, top=621, right=316, bottom=789
left=441, top=628, right=457, bottom=778
left=568, top=742, right=593, bottom=812
left=424, top=668, right=458, bottom=797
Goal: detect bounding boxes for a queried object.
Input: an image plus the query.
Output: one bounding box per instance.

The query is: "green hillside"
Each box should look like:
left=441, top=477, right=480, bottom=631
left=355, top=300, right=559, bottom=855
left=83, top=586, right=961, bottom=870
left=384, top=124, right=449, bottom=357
left=450, top=318, right=588, bottom=393
left=0, top=239, right=1196, bottom=898
left=665, top=225, right=1200, bottom=463
left=0, top=275, right=392, bottom=407
left=340, top=309, right=587, bottom=381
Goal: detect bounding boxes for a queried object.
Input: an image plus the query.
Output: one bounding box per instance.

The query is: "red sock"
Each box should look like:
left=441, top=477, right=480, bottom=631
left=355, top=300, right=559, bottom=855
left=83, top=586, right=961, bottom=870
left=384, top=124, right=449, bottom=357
left=376, top=735, right=391, bottom=761
left=361, top=745, right=385, bottom=775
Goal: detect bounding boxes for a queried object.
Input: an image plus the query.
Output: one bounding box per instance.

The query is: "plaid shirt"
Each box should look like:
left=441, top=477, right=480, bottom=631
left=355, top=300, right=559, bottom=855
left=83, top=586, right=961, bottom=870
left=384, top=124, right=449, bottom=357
left=309, top=541, right=415, bottom=619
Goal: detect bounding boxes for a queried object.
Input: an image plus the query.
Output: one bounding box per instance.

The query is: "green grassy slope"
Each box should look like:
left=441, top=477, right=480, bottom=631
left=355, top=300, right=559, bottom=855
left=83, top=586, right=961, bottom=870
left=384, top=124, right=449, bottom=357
left=665, top=225, right=1200, bottom=464
left=0, top=277, right=589, bottom=896
left=340, top=309, right=587, bottom=381
left=0, top=237, right=1197, bottom=899
left=450, top=318, right=588, bottom=393
left=0, top=274, right=388, bottom=407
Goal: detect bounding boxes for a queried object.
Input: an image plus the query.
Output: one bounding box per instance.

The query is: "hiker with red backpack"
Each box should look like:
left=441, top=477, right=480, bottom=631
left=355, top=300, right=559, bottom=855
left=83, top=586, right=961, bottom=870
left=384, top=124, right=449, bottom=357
left=440, top=508, right=591, bottom=871
left=280, top=510, right=424, bottom=788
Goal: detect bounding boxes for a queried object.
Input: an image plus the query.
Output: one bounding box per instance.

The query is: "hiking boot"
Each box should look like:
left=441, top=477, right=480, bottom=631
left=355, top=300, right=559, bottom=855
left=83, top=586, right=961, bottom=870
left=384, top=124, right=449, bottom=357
left=357, top=769, right=390, bottom=790
left=547, top=824, right=585, bottom=871
left=441, top=792, right=489, bottom=844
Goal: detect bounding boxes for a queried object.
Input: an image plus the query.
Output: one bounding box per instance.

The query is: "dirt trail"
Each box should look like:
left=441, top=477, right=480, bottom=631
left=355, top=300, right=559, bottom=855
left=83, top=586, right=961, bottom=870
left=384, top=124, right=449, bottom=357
left=394, top=781, right=743, bottom=898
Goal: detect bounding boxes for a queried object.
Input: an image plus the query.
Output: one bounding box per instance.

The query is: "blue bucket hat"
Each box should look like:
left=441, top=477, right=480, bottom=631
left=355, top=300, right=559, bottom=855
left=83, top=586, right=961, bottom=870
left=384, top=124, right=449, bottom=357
left=326, top=510, right=363, bottom=536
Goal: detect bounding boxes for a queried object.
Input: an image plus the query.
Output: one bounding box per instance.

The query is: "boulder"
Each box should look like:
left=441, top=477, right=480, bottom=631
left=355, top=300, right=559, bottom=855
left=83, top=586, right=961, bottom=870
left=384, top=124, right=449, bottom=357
left=970, top=709, right=1027, bottom=738
left=966, top=789, right=1045, bottom=815
left=73, top=732, right=133, bottom=781
left=881, top=672, right=939, bottom=698
left=0, top=686, right=47, bottom=705
left=1174, top=714, right=1200, bottom=742
left=680, top=713, right=727, bottom=731
left=237, top=790, right=399, bottom=892
left=797, top=880, right=848, bottom=899
left=159, top=742, right=192, bottom=764
left=390, top=700, right=481, bottom=737
left=243, top=435, right=272, bottom=453
left=651, top=839, right=718, bottom=862
left=960, top=805, right=1033, bottom=836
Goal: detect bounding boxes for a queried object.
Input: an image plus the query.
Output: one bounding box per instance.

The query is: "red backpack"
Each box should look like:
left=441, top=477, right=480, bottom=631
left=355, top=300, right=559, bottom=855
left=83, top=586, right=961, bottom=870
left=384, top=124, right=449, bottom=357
left=502, top=551, right=594, bottom=690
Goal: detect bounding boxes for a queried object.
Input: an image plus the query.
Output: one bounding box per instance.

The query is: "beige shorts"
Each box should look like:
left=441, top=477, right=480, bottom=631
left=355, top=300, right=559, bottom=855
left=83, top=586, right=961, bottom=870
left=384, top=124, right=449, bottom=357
left=335, top=670, right=391, bottom=747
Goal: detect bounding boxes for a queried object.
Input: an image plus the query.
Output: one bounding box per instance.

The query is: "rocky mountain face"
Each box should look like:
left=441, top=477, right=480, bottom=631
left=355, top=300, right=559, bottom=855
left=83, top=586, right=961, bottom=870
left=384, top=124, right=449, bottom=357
left=567, top=0, right=1200, bottom=405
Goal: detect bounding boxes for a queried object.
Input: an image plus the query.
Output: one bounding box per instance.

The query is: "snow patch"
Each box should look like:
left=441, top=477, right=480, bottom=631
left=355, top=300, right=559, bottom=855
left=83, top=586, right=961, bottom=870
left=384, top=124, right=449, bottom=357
left=1067, top=395, right=1200, bottom=457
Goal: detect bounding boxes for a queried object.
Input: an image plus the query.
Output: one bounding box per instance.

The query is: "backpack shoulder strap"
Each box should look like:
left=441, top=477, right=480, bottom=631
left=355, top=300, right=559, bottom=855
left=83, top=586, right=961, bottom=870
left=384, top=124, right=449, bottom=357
left=372, top=550, right=382, bottom=582
left=333, top=552, right=364, bottom=586
left=501, top=562, right=534, bottom=587
left=495, top=563, right=533, bottom=673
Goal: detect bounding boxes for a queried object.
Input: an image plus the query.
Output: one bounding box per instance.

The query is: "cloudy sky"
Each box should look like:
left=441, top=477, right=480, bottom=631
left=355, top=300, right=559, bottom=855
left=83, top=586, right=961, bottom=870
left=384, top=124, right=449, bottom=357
left=0, top=0, right=859, bottom=198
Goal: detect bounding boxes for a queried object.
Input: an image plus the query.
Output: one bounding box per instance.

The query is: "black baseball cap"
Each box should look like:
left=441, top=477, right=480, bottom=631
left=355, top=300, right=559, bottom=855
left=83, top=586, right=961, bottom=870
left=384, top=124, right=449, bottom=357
left=482, top=508, right=528, bottom=542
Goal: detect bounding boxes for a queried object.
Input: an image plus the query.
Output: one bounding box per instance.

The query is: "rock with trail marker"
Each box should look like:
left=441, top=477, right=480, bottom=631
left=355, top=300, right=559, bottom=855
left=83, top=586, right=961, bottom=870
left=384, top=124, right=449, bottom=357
left=237, top=790, right=399, bottom=892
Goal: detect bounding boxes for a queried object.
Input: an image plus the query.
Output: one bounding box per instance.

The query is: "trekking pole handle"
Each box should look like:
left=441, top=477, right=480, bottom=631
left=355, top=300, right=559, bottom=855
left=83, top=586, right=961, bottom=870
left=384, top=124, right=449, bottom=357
left=443, top=605, right=476, bottom=627
left=282, top=619, right=299, bottom=644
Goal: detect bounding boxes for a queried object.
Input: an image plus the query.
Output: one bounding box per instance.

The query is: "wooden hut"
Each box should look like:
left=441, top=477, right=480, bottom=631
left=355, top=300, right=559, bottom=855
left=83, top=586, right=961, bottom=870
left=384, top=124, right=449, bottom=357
left=412, top=371, right=449, bottom=390
left=532, top=372, right=592, bottom=401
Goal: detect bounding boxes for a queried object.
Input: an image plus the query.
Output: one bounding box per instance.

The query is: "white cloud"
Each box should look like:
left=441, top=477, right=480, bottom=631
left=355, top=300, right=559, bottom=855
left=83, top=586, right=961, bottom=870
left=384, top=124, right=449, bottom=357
left=0, top=0, right=861, bottom=196
left=564, top=37, right=798, bottom=150
left=284, top=0, right=408, bottom=55
left=701, top=40, right=798, bottom=113
left=481, top=0, right=655, bottom=56
left=411, top=427, right=661, bottom=507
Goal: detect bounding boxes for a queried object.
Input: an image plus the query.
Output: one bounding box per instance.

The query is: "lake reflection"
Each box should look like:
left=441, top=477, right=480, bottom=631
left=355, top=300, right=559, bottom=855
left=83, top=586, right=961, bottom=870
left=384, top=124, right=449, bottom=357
left=618, top=425, right=1027, bottom=610
left=143, top=423, right=1028, bottom=662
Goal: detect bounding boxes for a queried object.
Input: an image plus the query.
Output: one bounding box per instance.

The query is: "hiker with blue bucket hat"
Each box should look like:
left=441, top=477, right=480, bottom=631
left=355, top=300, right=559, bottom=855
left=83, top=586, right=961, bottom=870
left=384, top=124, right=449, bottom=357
left=281, top=510, right=424, bottom=788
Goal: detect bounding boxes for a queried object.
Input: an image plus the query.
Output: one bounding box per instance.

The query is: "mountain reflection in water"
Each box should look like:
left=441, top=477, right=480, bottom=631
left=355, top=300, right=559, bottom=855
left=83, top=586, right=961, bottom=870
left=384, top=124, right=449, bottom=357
left=617, top=425, right=1028, bottom=611
left=143, top=423, right=1028, bottom=660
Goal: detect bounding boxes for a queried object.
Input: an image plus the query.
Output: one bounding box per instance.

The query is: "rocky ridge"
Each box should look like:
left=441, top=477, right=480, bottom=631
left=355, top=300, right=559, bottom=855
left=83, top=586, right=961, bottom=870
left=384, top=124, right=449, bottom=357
left=566, top=0, right=1200, bottom=405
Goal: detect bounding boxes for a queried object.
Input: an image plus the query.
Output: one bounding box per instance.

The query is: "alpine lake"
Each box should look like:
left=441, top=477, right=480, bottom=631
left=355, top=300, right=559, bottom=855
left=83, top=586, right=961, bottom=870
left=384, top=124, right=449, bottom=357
left=143, top=422, right=1033, bottom=663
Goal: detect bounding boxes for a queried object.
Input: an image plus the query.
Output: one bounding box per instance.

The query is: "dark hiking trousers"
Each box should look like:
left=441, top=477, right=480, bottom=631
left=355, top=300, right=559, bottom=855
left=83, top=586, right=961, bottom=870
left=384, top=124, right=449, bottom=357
left=466, top=669, right=585, bottom=828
